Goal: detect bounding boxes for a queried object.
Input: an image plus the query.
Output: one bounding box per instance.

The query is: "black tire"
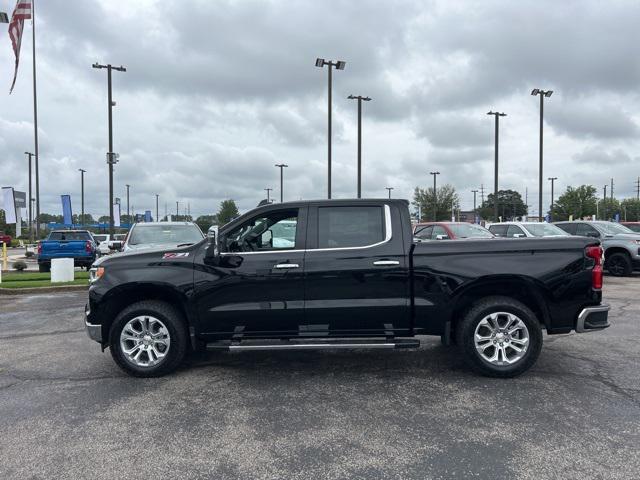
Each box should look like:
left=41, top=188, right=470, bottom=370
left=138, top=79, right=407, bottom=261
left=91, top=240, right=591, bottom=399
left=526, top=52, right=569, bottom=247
left=605, top=252, right=632, bottom=277
left=109, top=300, right=188, bottom=377
left=38, top=262, right=50, bottom=273
left=456, top=296, right=542, bottom=378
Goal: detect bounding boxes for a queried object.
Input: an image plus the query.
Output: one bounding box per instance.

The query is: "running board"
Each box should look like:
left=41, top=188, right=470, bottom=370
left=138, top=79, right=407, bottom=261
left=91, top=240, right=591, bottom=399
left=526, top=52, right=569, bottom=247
left=206, top=338, right=420, bottom=351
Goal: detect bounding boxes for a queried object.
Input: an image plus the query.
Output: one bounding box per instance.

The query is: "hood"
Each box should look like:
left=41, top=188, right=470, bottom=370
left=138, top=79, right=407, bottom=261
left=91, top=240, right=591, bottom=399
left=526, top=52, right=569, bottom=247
left=609, top=233, right=640, bottom=241
left=92, top=242, right=200, bottom=267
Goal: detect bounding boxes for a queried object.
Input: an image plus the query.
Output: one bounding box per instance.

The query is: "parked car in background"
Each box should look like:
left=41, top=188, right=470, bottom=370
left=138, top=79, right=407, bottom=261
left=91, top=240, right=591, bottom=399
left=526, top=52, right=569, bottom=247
left=488, top=222, right=570, bottom=238
left=555, top=221, right=640, bottom=276
left=621, top=222, right=640, bottom=233
left=37, top=230, right=97, bottom=272
left=93, top=234, right=112, bottom=256
left=0, top=231, right=12, bottom=246
left=413, top=222, right=494, bottom=241
left=109, top=233, right=127, bottom=252
left=122, top=222, right=204, bottom=252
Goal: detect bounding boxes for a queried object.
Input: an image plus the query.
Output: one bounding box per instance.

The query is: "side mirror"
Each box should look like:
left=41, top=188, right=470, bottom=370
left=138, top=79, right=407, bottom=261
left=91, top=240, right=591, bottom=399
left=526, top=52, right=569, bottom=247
left=435, top=234, right=449, bottom=240
left=109, top=241, right=122, bottom=250
left=261, top=230, right=273, bottom=247
left=512, top=233, right=525, bottom=238
left=205, top=235, right=219, bottom=259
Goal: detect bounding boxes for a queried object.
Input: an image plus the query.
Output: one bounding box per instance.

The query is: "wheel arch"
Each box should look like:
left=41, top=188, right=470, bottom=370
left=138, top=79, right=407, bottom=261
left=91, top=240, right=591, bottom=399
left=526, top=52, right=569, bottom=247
left=604, top=246, right=631, bottom=260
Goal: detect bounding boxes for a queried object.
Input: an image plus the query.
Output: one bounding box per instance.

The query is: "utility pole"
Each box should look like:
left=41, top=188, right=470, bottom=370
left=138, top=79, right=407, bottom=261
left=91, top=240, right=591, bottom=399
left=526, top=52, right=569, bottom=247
left=480, top=184, right=485, bottom=205
left=125, top=184, right=130, bottom=219
left=548, top=177, right=557, bottom=221
left=176, top=201, right=179, bottom=219
left=315, top=58, right=346, bottom=199
left=347, top=95, right=372, bottom=198
left=429, top=171, right=440, bottom=221
left=487, top=111, right=506, bottom=222
left=25, top=152, right=34, bottom=241
left=93, top=62, right=126, bottom=235
left=471, top=189, right=478, bottom=217
left=155, top=194, right=159, bottom=222
left=78, top=169, right=86, bottom=226
left=275, top=164, right=288, bottom=202
left=603, top=185, right=607, bottom=221
left=610, top=178, right=614, bottom=201
left=385, top=187, right=393, bottom=199
left=531, top=89, right=553, bottom=221
left=264, top=188, right=272, bottom=203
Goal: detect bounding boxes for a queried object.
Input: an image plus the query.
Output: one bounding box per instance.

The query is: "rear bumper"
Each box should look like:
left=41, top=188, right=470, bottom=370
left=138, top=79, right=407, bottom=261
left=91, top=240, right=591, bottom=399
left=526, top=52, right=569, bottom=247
left=576, top=305, right=610, bottom=333
left=84, top=303, right=102, bottom=343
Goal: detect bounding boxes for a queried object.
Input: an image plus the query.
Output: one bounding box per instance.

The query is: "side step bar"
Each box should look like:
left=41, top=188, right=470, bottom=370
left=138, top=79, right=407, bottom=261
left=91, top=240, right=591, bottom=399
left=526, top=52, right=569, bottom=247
left=206, top=338, right=421, bottom=352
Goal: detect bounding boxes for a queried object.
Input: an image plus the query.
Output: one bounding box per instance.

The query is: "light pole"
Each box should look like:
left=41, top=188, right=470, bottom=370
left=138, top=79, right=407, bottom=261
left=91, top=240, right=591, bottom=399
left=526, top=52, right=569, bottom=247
left=176, top=201, right=179, bottom=219
left=25, top=152, right=34, bottom=241
left=385, top=187, right=393, bottom=199
left=315, top=58, right=346, bottom=199
left=347, top=94, right=372, bottom=198
left=603, top=185, right=607, bottom=220
left=531, top=89, right=553, bottom=221
left=471, top=189, right=478, bottom=222
left=155, top=194, right=159, bottom=222
left=430, top=171, right=440, bottom=221
left=265, top=188, right=273, bottom=203
left=78, top=169, right=86, bottom=226
left=548, top=177, right=557, bottom=221
left=487, top=111, right=506, bottom=221
left=275, top=164, right=288, bottom=202
left=93, top=62, right=126, bottom=234
left=125, top=184, right=130, bottom=220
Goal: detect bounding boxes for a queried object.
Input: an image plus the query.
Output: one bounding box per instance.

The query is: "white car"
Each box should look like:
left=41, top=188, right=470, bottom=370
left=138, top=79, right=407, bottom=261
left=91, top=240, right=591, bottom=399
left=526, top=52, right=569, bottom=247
left=92, top=234, right=112, bottom=255
left=487, top=222, right=570, bottom=238
left=122, top=222, right=205, bottom=252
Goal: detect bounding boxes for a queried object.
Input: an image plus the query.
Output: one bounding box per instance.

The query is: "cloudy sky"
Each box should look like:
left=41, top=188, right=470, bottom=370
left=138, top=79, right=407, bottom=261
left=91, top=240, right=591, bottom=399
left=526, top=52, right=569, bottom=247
left=1, top=0, right=639, bottom=219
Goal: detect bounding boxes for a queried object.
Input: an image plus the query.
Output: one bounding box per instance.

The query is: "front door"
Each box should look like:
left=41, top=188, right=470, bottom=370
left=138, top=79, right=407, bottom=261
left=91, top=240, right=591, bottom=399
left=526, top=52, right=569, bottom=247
left=303, top=203, right=410, bottom=337
left=193, top=207, right=307, bottom=339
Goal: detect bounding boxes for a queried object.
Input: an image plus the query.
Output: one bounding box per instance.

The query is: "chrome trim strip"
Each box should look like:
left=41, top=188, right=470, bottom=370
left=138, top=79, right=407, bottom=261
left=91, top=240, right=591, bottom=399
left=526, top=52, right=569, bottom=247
left=220, top=205, right=393, bottom=256
left=274, top=263, right=300, bottom=269
left=228, top=342, right=399, bottom=351
left=576, top=305, right=610, bottom=333
left=373, top=260, right=400, bottom=266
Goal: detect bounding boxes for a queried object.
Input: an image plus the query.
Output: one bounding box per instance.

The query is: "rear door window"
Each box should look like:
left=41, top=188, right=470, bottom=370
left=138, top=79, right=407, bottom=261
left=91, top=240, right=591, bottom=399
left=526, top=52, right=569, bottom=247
left=555, top=223, right=576, bottom=235
left=414, top=225, right=433, bottom=240
left=431, top=226, right=450, bottom=239
left=506, top=225, right=526, bottom=238
left=489, top=225, right=508, bottom=237
left=318, top=206, right=384, bottom=248
left=575, top=223, right=600, bottom=238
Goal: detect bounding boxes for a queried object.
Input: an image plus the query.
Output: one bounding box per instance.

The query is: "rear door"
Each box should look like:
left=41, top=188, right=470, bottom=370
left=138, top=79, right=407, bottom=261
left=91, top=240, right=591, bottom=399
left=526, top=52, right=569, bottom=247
left=303, top=202, right=410, bottom=337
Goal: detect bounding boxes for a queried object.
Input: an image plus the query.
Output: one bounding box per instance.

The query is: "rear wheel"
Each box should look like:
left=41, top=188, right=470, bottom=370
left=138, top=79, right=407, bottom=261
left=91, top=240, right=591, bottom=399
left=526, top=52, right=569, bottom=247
left=605, top=252, right=632, bottom=277
left=109, top=300, right=188, bottom=377
left=456, top=296, right=542, bottom=378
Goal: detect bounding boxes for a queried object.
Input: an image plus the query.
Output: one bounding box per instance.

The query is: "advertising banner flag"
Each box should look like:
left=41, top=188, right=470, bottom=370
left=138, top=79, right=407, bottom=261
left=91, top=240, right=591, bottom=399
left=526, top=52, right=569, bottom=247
left=61, top=195, right=73, bottom=225
left=13, top=190, right=26, bottom=208
left=114, top=203, right=121, bottom=227
left=145, top=210, right=152, bottom=222
left=2, top=187, right=17, bottom=223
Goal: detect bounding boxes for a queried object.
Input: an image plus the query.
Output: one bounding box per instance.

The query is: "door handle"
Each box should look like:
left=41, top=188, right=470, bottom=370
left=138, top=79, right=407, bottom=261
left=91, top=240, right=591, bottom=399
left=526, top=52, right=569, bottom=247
left=373, top=260, right=400, bottom=266
left=274, top=263, right=300, bottom=269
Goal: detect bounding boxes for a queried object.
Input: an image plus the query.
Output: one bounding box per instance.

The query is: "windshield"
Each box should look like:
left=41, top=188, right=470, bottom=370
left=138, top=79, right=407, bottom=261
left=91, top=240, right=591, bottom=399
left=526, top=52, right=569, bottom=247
left=93, top=235, right=108, bottom=242
left=597, top=222, right=633, bottom=235
left=624, top=224, right=640, bottom=233
left=448, top=224, right=494, bottom=238
left=128, top=224, right=204, bottom=246
left=522, top=223, right=569, bottom=237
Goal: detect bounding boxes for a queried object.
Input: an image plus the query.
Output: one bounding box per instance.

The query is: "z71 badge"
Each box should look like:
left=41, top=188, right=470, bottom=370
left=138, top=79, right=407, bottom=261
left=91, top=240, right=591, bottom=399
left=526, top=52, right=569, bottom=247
left=162, top=252, right=189, bottom=259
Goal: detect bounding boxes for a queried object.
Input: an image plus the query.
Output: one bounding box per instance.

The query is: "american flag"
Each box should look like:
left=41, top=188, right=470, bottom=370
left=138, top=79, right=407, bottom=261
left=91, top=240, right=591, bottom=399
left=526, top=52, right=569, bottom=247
left=8, top=0, right=32, bottom=94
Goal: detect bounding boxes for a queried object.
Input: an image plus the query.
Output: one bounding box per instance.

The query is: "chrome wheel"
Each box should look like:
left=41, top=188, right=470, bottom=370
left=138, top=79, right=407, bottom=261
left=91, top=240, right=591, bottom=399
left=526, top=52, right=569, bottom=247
left=474, top=312, right=529, bottom=366
left=120, top=316, right=171, bottom=368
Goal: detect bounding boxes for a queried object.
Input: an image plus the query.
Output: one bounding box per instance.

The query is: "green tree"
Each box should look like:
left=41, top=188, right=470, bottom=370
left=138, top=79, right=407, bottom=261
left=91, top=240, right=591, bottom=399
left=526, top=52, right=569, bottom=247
left=598, top=197, right=621, bottom=221
left=38, top=213, right=64, bottom=224
left=98, top=215, right=110, bottom=223
left=551, top=185, right=598, bottom=221
left=216, top=200, right=240, bottom=226
left=195, top=214, right=218, bottom=232
left=412, top=184, right=459, bottom=221
left=478, top=190, right=528, bottom=221
left=621, top=198, right=640, bottom=221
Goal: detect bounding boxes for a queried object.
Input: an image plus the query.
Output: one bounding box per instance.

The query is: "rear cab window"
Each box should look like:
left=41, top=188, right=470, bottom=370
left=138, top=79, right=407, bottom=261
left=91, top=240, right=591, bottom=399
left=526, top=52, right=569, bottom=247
left=48, top=231, right=92, bottom=241
left=317, top=206, right=385, bottom=248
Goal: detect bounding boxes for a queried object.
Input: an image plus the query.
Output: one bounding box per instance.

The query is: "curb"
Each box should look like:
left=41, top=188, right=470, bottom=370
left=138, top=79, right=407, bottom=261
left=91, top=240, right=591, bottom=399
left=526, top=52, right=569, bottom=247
left=0, top=285, right=88, bottom=295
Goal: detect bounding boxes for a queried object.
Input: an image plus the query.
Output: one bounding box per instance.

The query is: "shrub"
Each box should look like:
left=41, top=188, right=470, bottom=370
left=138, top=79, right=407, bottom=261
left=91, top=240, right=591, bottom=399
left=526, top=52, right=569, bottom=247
left=12, top=260, right=27, bottom=271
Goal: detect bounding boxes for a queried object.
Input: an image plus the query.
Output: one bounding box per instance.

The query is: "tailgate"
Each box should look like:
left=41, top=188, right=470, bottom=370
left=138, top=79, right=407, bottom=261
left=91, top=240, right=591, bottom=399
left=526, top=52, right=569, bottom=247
left=40, top=241, right=91, bottom=258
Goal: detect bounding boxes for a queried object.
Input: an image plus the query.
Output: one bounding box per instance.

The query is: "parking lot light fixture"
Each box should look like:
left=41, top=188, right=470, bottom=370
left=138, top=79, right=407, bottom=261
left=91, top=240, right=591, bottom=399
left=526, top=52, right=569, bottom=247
left=155, top=194, right=159, bottom=222
left=471, top=189, right=478, bottom=218
left=348, top=95, right=372, bottom=198
left=78, top=169, right=86, bottom=226
left=531, top=88, right=553, bottom=221
left=275, top=164, right=288, bottom=202
left=385, top=187, right=394, bottom=199
left=316, top=58, right=346, bottom=198
left=430, top=171, right=440, bottom=221
left=548, top=177, right=558, bottom=221
left=487, top=111, right=506, bottom=222
left=265, top=188, right=273, bottom=203
left=25, top=152, right=34, bottom=241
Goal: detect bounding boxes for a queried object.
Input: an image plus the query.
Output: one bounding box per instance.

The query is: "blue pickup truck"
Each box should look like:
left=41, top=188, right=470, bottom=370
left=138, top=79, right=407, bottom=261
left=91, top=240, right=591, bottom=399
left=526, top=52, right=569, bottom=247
left=37, top=230, right=97, bottom=272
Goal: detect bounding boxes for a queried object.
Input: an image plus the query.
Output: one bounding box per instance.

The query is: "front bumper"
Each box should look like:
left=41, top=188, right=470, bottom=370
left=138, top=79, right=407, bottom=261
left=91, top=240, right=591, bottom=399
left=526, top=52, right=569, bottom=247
left=84, top=303, right=102, bottom=342
left=576, top=305, right=610, bottom=333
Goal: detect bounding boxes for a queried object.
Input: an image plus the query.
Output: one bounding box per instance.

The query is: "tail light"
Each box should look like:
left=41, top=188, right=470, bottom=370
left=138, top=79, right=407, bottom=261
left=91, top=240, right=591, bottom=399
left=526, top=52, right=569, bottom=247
left=37, top=243, right=42, bottom=254
left=586, top=245, right=603, bottom=290
left=85, top=241, right=93, bottom=253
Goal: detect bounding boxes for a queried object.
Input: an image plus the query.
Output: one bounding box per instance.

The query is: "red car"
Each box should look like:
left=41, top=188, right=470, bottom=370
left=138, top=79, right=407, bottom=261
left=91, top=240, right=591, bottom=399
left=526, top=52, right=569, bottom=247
left=621, top=222, right=640, bottom=233
left=413, top=222, right=494, bottom=241
left=0, top=232, right=12, bottom=246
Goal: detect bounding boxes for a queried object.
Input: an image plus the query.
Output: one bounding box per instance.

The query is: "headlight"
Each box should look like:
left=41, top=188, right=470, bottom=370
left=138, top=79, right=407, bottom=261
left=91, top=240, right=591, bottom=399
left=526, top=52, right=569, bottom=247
left=89, top=267, right=105, bottom=283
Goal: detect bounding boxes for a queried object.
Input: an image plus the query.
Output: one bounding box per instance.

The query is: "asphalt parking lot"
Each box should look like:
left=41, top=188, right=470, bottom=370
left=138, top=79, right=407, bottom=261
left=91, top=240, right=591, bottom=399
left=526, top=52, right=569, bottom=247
left=1, top=278, right=639, bottom=479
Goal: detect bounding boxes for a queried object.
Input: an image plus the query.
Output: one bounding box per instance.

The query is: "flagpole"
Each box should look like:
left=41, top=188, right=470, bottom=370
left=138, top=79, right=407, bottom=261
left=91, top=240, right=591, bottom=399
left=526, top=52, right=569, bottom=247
left=32, top=0, right=40, bottom=238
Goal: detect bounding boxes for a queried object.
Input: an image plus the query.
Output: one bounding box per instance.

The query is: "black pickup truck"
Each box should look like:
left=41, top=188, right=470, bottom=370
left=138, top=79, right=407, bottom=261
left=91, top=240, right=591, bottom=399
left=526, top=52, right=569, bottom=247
left=85, top=199, right=609, bottom=378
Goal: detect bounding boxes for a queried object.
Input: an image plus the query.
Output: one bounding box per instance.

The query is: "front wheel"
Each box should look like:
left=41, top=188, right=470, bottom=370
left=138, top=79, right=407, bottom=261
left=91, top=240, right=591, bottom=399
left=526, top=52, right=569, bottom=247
left=456, top=296, right=542, bottom=378
left=109, top=300, right=188, bottom=377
